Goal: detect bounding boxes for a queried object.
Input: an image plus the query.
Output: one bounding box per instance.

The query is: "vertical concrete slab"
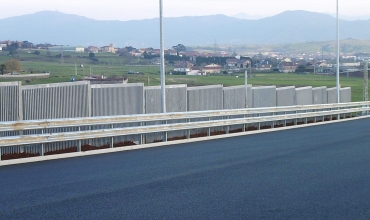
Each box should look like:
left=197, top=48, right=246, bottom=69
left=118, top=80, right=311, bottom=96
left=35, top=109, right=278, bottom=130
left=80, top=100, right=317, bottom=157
left=223, top=85, right=252, bottom=110
left=144, top=85, right=187, bottom=143
left=0, top=81, right=22, bottom=122
left=312, top=87, right=328, bottom=104
left=187, top=85, right=223, bottom=111
left=91, top=83, right=144, bottom=146
left=144, top=85, right=187, bottom=114
left=340, top=87, right=351, bottom=103
left=276, top=86, right=295, bottom=106
left=252, top=86, right=276, bottom=108
left=23, top=81, right=90, bottom=120
left=327, top=87, right=337, bottom=103
left=188, top=85, right=224, bottom=136
left=21, top=81, right=91, bottom=154
left=223, top=85, right=252, bottom=133
left=295, top=87, right=313, bottom=105
left=0, top=82, right=22, bottom=155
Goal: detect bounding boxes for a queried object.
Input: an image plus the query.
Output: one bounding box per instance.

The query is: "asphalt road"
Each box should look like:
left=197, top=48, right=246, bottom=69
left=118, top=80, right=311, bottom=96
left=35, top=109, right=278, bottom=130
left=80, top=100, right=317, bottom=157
left=1, top=118, right=370, bottom=219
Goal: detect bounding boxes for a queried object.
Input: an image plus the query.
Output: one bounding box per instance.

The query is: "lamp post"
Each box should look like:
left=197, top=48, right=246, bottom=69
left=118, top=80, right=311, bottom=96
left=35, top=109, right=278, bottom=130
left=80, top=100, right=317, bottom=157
left=336, top=0, right=340, bottom=103
left=159, top=0, right=166, bottom=113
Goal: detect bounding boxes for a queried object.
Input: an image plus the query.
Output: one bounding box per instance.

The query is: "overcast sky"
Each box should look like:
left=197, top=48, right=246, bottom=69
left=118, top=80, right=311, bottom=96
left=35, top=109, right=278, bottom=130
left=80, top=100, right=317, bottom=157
left=1, top=0, right=370, bottom=21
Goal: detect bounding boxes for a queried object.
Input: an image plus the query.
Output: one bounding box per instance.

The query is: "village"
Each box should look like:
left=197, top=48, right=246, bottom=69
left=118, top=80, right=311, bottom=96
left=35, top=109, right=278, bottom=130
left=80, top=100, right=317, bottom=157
left=1, top=40, right=370, bottom=77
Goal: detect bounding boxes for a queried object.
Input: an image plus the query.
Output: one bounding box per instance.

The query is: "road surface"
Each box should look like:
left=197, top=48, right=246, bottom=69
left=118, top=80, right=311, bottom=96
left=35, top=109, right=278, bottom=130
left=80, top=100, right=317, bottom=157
left=1, top=118, right=370, bottom=219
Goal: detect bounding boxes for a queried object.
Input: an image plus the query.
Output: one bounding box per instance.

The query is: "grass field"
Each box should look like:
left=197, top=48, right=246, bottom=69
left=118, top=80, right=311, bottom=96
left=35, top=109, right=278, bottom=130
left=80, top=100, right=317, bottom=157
left=0, top=50, right=368, bottom=102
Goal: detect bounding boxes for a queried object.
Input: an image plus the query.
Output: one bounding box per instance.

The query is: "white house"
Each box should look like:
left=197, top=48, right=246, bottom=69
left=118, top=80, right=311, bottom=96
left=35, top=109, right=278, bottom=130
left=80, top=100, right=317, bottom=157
left=174, top=61, right=194, bottom=73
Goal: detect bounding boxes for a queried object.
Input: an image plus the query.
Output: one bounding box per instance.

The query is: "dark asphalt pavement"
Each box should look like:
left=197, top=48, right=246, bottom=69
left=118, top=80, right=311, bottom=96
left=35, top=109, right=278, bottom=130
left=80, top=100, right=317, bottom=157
left=1, top=118, right=370, bottom=219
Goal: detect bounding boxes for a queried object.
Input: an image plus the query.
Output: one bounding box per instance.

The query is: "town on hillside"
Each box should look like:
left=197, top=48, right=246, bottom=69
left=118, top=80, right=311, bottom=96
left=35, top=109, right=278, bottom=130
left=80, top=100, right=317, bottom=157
left=1, top=40, right=370, bottom=76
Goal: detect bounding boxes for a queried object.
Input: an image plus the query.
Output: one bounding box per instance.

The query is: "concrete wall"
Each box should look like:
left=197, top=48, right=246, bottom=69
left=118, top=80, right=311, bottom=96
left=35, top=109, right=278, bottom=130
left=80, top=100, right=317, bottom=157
left=223, top=85, right=252, bottom=110
left=22, top=81, right=91, bottom=120
left=327, top=87, right=337, bottom=103
left=0, top=81, right=22, bottom=122
left=91, top=83, right=144, bottom=146
left=144, top=85, right=187, bottom=143
left=276, top=86, right=295, bottom=107
left=144, top=85, right=187, bottom=114
left=223, top=85, right=252, bottom=132
left=91, top=83, right=144, bottom=116
left=187, top=85, right=223, bottom=111
left=340, top=87, right=351, bottom=103
left=312, top=87, right=328, bottom=104
left=188, top=85, right=224, bottom=135
left=252, top=86, right=276, bottom=108
left=21, top=82, right=91, bottom=155
left=295, top=87, right=313, bottom=105
left=0, top=82, right=22, bottom=148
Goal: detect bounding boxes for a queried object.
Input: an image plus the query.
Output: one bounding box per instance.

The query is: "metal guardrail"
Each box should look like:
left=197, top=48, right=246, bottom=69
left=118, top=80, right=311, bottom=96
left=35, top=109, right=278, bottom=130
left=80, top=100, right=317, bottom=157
left=1, top=102, right=369, bottom=132
left=0, top=104, right=369, bottom=148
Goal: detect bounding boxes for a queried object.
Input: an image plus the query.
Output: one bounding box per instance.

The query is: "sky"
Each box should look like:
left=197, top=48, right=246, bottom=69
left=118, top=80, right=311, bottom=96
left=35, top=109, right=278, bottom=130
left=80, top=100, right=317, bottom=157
left=1, top=0, right=370, bottom=21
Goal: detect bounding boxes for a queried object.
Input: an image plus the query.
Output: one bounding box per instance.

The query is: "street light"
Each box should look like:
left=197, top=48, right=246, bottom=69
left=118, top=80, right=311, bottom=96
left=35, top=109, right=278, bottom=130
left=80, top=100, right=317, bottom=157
left=159, top=0, right=166, bottom=113
left=336, top=0, right=340, bottom=103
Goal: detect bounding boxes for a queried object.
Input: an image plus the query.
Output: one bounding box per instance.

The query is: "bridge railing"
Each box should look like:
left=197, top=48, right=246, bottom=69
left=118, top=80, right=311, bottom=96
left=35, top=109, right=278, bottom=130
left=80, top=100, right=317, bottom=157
left=0, top=102, right=369, bottom=160
left=0, top=102, right=368, bottom=132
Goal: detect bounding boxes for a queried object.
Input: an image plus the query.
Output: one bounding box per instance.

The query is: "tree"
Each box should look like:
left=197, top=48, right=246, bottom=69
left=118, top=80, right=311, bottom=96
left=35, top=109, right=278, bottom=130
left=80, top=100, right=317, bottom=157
left=89, top=52, right=95, bottom=59
left=172, top=44, right=186, bottom=56
left=5, top=59, right=22, bottom=74
left=0, top=64, right=5, bottom=75
left=296, top=65, right=306, bottom=73
left=7, top=42, right=19, bottom=55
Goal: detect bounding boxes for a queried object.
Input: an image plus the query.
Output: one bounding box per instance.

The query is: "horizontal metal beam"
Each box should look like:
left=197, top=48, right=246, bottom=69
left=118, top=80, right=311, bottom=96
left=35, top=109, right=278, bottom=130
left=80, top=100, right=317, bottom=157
left=0, top=107, right=366, bottom=147
left=1, top=102, right=369, bottom=132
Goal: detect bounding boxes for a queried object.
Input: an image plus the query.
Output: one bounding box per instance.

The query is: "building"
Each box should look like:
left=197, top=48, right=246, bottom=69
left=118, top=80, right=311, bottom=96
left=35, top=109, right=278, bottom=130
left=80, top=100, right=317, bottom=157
left=101, top=44, right=117, bottom=53
left=277, top=61, right=298, bottom=73
left=87, top=46, right=99, bottom=53
left=173, top=61, right=194, bottom=73
left=203, top=64, right=222, bottom=74
left=255, top=60, right=272, bottom=71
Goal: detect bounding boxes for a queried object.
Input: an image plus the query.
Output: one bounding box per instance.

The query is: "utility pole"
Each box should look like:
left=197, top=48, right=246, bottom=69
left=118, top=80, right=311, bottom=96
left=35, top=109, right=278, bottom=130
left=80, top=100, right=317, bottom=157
left=159, top=0, right=166, bottom=113
left=60, top=45, right=64, bottom=64
left=245, top=70, right=248, bottom=108
left=364, top=60, right=369, bottom=101
left=336, top=0, right=340, bottom=103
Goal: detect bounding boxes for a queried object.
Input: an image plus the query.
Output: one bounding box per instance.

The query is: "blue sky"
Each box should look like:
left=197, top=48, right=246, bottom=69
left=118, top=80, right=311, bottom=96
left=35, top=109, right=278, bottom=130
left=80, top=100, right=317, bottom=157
left=1, top=0, right=370, bottom=21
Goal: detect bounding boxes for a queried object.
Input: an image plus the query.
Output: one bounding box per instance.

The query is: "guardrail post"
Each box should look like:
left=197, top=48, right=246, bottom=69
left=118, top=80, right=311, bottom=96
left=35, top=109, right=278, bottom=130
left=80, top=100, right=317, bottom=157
left=77, top=127, right=81, bottom=152
left=243, top=114, right=246, bottom=132
left=305, top=110, right=308, bottom=124
left=284, top=112, right=287, bottom=127
left=294, top=111, right=298, bottom=125
left=162, top=121, right=167, bottom=142
left=40, top=144, right=44, bottom=156
left=258, top=114, right=261, bottom=130
left=207, top=117, right=211, bottom=136
left=40, top=129, right=44, bottom=156
left=110, top=124, right=114, bottom=148
left=139, top=122, right=143, bottom=145
left=226, top=116, right=230, bottom=134
left=187, top=119, right=190, bottom=139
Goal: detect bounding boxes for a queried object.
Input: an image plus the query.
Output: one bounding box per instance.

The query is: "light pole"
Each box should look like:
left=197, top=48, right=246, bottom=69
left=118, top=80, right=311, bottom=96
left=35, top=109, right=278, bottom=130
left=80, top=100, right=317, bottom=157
left=336, top=0, right=340, bottom=103
left=159, top=0, right=166, bottom=113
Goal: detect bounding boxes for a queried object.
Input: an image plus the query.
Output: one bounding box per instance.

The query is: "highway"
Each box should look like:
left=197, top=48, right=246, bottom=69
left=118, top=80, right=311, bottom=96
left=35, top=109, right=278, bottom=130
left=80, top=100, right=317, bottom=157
left=1, top=118, right=370, bottom=219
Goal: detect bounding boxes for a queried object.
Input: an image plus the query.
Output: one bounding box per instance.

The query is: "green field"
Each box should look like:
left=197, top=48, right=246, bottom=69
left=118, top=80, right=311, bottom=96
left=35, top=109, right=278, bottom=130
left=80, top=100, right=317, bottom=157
left=0, top=50, right=368, bottom=102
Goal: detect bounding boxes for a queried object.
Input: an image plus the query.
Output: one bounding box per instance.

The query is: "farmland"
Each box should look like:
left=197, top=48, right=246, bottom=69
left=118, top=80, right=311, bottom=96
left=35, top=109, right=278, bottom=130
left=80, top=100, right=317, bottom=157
left=0, top=50, right=367, bottom=102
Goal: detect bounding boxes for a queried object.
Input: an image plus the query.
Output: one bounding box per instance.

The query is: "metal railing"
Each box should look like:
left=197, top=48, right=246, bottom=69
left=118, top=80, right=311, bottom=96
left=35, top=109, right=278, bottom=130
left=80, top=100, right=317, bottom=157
left=0, top=102, right=369, bottom=160
left=0, top=102, right=368, bottom=132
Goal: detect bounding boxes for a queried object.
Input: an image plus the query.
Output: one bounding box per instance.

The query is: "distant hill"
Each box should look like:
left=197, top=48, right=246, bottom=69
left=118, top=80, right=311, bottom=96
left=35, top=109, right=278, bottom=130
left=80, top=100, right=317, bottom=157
left=1, top=10, right=370, bottom=48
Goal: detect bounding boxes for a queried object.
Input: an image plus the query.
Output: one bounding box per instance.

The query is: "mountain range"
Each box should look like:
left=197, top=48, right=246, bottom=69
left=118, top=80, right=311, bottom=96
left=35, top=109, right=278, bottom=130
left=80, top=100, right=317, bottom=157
left=1, top=10, right=370, bottom=48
